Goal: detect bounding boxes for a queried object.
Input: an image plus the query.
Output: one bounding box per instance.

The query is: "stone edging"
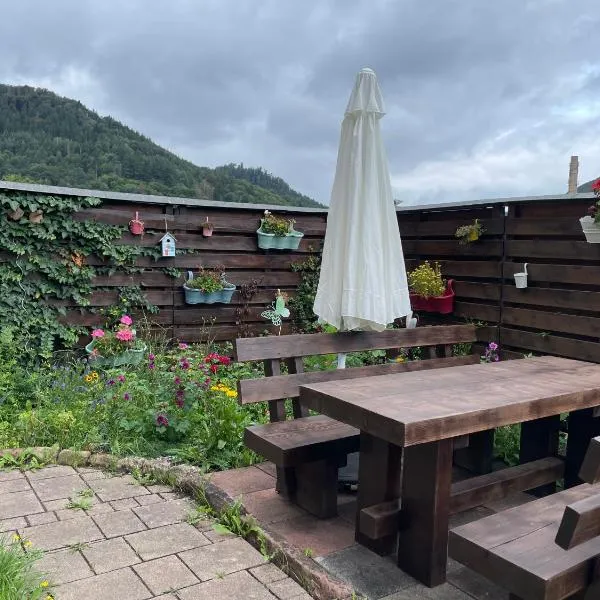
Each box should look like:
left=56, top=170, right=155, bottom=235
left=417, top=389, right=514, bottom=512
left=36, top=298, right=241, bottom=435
left=0, top=447, right=354, bottom=600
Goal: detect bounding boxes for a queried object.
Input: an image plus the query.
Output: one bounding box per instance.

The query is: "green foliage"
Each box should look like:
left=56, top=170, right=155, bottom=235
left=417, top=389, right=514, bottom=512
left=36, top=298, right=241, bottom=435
left=0, top=333, right=265, bottom=471
left=260, top=211, right=294, bottom=236
left=0, top=189, right=156, bottom=362
left=289, top=253, right=321, bottom=333
left=452, top=342, right=473, bottom=357
left=494, top=424, right=521, bottom=466
left=0, top=85, right=322, bottom=207
left=407, top=261, right=446, bottom=297
left=0, top=449, right=50, bottom=471
left=0, top=535, right=51, bottom=600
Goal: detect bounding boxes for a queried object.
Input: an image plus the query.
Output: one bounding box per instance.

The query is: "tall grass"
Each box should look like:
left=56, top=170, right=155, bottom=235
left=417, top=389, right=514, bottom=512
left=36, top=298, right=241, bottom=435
left=0, top=535, right=52, bottom=600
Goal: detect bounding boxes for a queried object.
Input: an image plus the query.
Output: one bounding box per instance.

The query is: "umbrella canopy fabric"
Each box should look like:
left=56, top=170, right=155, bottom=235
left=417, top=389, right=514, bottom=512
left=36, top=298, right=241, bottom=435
left=313, top=68, right=411, bottom=332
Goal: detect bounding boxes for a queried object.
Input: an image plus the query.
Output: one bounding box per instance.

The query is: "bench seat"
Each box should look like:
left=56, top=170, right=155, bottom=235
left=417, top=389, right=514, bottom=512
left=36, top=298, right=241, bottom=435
left=449, top=483, right=600, bottom=600
left=245, top=415, right=360, bottom=467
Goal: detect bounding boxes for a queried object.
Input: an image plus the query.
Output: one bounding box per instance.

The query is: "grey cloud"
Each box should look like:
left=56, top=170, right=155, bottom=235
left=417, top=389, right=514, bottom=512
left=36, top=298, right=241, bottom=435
left=0, top=0, right=599, bottom=204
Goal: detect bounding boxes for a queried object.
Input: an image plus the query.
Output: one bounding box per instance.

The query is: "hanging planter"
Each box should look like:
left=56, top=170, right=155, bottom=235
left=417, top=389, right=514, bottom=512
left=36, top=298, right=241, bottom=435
left=129, top=212, right=145, bottom=235
left=183, top=268, right=236, bottom=304
left=410, top=280, right=455, bottom=314
left=29, top=210, right=44, bottom=224
left=202, top=217, right=214, bottom=237
left=455, top=219, right=485, bottom=244
left=257, top=210, right=303, bottom=250
left=408, top=261, right=455, bottom=314
left=582, top=181, right=600, bottom=243
left=513, top=263, right=528, bottom=289
left=580, top=217, right=600, bottom=243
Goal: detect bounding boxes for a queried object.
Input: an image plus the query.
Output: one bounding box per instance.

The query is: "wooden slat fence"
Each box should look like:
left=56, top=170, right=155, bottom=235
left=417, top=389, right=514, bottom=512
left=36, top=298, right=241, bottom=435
left=62, top=199, right=327, bottom=342
left=500, top=198, right=600, bottom=362
left=4, top=179, right=600, bottom=359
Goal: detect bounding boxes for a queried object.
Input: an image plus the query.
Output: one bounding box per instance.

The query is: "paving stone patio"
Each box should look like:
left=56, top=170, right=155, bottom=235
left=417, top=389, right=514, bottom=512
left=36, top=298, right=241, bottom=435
left=0, top=465, right=311, bottom=600
left=209, top=463, right=531, bottom=600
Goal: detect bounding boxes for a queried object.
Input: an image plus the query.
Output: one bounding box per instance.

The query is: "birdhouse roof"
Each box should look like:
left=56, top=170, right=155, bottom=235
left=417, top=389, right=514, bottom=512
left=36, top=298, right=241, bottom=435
left=159, top=233, right=177, bottom=241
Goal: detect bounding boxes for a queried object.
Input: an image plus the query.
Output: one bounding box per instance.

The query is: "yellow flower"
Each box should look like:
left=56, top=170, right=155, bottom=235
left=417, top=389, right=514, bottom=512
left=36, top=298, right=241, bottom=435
left=395, top=356, right=405, bottom=363
left=90, top=371, right=99, bottom=381
left=84, top=374, right=93, bottom=383
left=12, top=533, right=20, bottom=542
left=24, top=540, right=32, bottom=548
left=225, top=390, right=237, bottom=398
left=40, top=581, right=49, bottom=588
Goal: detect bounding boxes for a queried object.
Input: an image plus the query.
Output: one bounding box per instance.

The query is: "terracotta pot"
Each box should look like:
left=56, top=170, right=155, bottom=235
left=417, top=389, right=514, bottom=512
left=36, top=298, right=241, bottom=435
left=202, top=225, right=214, bottom=237
left=129, top=212, right=145, bottom=235
left=29, top=210, right=43, bottom=224
left=409, top=280, right=455, bottom=314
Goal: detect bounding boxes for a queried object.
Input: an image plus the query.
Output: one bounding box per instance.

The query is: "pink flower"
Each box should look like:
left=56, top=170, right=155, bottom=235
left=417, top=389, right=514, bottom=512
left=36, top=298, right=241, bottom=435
left=91, top=329, right=105, bottom=338
left=117, top=375, right=126, bottom=383
left=178, top=342, right=189, bottom=350
left=156, top=413, right=169, bottom=427
left=488, top=342, right=498, bottom=351
left=120, top=315, right=133, bottom=326
left=115, top=329, right=134, bottom=342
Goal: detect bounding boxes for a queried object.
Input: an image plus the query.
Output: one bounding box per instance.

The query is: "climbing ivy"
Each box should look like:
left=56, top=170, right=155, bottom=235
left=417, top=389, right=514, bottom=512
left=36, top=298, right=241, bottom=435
left=0, top=191, right=156, bottom=362
left=288, top=253, right=321, bottom=333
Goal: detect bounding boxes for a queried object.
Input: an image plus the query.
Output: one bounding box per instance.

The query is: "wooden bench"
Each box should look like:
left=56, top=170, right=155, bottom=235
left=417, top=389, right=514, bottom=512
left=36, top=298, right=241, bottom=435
left=234, top=324, right=480, bottom=518
left=449, top=436, right=600, bottom=600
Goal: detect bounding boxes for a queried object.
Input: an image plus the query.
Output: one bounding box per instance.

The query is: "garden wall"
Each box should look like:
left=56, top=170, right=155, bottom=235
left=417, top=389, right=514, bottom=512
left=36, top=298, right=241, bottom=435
left=2, top=180, right=599, bottom=359
left=0, top=181, right=326, bottom=343
left=399, top=194, right=600, bottom=363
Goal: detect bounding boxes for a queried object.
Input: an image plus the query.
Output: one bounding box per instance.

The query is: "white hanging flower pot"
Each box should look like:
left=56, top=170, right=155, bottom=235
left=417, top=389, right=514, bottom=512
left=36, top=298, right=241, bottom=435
left=580, top=216, right=600, bottom=243
left=514, top=263, right=528, bottom=289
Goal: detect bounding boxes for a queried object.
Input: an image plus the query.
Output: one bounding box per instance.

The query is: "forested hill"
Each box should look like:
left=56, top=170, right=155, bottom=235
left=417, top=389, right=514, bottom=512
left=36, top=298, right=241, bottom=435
left=0, top=84, right=322, bottom=207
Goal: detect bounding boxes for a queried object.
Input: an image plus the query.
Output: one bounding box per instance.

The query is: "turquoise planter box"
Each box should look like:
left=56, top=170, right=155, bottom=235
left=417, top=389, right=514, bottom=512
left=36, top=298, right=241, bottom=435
left=85, top=341, right=147, bottom=368
left=183, top=272, right=236, bottom=304
left=257, top=221, right=303, bottom=250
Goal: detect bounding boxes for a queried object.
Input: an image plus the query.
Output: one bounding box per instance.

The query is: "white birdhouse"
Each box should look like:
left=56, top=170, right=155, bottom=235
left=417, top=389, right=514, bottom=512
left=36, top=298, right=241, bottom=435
left=159, top=233, right=177, bottom=257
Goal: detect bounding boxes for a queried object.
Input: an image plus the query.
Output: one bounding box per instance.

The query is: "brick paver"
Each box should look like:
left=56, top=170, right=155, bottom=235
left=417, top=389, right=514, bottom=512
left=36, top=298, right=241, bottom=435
left=0, top=466, right=300, bottom=600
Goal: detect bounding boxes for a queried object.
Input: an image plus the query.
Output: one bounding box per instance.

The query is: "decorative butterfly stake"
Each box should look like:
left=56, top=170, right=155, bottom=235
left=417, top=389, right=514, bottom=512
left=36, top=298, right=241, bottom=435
left=261, top=289, right=290, bottom=335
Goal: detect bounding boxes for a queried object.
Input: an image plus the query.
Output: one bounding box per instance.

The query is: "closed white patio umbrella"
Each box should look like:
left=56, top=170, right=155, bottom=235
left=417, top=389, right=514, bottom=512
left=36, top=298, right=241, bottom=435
left=313, top=67, right=412, bottom=368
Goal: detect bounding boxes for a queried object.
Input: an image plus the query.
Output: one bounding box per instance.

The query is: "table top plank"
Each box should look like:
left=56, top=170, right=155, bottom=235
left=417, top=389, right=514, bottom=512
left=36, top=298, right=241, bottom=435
left=299, top=356, right=600, bottom=447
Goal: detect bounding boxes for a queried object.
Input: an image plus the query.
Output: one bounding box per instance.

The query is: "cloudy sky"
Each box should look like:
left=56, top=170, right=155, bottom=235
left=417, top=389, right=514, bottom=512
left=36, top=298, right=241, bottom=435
left=1, top=0, right=599, bottom=205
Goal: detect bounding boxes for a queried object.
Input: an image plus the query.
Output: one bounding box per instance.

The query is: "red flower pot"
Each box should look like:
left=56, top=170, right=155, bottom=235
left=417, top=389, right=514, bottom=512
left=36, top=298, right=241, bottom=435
left=409, top=279, right=455, bottom=314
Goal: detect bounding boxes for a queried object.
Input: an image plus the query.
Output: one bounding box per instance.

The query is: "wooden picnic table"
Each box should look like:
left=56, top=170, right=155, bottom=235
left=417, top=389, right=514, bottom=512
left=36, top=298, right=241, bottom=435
left=299, top=356, right=600, bottom=587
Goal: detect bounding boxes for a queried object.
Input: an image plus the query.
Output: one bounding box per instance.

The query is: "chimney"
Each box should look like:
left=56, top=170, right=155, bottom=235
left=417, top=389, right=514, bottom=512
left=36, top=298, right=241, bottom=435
left=568, top=155, right=579, bottom=194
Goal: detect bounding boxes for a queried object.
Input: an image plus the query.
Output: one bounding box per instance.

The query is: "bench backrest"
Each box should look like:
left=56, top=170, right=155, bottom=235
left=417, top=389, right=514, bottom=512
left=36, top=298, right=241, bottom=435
left=556, top=437, right=600, bottom=551
left=234, top=324, right=478, bottom=423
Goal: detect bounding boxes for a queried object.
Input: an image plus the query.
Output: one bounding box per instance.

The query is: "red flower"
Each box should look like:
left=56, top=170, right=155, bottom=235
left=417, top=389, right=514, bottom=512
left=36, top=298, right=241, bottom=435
left=156, top=413, right=169, bottom=427
left=592, top=179, right=600, bottom=194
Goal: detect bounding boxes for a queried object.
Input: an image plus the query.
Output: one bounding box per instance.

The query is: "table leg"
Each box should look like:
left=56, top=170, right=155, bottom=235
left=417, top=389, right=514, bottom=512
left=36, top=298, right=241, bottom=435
left=397, top=438, right=453, bottom=587
left=520, top=415, right=560, bottom=496
left=453, top=429, right=494, bottom=474
left=565, top=408, right=600, bottom=489
left=355, top=431, right=402, bottom=555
